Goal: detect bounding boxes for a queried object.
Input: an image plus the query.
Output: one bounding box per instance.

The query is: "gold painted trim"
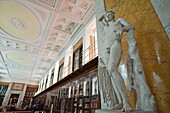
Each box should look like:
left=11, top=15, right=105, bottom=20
left=11, top=82, right=24, bottom=91
left=0, top=82, right=9, bottom=85
left=27, top=84, right=38, bottom=88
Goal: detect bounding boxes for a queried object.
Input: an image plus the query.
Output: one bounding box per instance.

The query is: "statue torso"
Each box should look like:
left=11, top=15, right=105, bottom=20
left=99, top=20, right=123, bottom=64
left=103, top=21, right=123, bottom=48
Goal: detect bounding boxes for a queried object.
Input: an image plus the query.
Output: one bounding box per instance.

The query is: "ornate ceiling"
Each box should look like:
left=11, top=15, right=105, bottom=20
left=0, top=0, right=95, bottom=85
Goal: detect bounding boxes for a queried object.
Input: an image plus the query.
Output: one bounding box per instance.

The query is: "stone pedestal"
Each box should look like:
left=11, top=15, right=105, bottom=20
left=95, top=109, right=155, bottom=113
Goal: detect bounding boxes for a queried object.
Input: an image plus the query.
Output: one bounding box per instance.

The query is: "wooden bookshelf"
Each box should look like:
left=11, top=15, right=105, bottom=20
left=44, top=70, right=100, bottom=113
left=33, top=57, right=100, bottom=113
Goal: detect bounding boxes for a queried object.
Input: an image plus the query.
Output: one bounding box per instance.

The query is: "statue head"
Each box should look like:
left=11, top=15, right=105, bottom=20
left=104, top=9, right=116, bottom=22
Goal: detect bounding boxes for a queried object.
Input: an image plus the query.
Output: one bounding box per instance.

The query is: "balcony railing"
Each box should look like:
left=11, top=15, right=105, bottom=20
left=62, top=40, right=98, bottom=79
left=35, top=41, right=98, bottom=96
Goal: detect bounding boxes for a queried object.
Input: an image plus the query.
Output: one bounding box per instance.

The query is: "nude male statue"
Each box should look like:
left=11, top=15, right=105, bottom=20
left=98, top=10, right=134, bottom=112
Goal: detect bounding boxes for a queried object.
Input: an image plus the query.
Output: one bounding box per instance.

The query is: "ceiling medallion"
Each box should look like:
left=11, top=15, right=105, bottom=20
left=9, top=17, right=27, bottom=31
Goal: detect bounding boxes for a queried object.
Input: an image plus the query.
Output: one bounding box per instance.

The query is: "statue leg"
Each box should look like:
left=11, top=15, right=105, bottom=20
left=98, top=66, right=107, bottom=109
left=108, top=40, right=132, bottom=112
left=98, top=63, right=117, bottom=109
left=106, top=70, right=119, bottom=107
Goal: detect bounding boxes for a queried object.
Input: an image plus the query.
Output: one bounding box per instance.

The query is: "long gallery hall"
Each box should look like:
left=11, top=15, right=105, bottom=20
left=0, top=0, right=169, bottom=113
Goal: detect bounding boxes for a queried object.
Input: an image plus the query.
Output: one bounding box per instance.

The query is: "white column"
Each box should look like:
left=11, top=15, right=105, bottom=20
left=54, top=61, right=59, bottom=83
left=42, top=79, right=45, bottom=91
left=47, top=71, right=51, bottom=88
left=2, top=82, right=12, bottom=106
left=84, top=31, right=91, bottom=64
left=16, top=84, right=27, bottom=108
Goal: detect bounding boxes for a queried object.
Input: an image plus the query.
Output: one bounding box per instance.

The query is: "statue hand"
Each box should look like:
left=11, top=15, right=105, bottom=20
left=116, top=29, right=123, bottom=39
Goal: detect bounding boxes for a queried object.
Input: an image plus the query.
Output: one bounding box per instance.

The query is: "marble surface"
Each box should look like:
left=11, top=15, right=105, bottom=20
left=95, top=109, right=155, bottom=113
left=150, top=0, right=170, bottom=40
left=104, top=0, right=170, bottom=113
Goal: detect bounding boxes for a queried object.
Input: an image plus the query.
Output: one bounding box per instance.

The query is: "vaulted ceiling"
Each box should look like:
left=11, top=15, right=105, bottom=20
left=0, top=0, right=95, bottom=84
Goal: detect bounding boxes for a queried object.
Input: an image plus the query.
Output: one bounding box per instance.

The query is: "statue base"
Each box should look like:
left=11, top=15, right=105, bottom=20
left=95, top=109, right=155, bottom=113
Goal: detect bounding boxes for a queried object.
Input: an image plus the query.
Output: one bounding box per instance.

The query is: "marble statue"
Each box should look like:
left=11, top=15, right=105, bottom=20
left=126, top=30, right=157, bottom=111
left=96, top=9, right=156, bottom=112
left=98, top=9, right=134, bottom=112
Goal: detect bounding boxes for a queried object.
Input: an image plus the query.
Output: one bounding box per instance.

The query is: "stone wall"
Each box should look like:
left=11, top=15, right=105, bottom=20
left=104, top=0, right=170, bottom=113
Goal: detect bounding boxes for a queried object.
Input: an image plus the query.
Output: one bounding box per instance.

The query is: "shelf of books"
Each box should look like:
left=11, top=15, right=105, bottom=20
left=33, top=68, right=100, bottom=113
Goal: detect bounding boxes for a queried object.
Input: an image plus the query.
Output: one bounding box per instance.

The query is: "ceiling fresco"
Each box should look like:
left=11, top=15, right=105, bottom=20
left=0, top=0, right=95, bottom=85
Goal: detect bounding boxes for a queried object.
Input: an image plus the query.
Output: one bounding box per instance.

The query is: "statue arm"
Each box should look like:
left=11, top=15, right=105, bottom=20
left=114, top=18, right=134, bottom=40
left=98, top=15, right=107, bottom=26
left=98, top=15, right=105, bottom=22
left=117, top=18, right=137, bottom=59
left=96, top=15, right=105, bottom=34
left=117, top=18, right=135, bottom=32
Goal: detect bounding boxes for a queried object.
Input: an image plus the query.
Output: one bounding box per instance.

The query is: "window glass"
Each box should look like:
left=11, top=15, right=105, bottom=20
left=45, top=76, right=48, bottom=89
left=73, top=45, right=83, bottom=71
left=58, top=63, right=64, bottom=81
left=50, top=69, right=54, bottom=85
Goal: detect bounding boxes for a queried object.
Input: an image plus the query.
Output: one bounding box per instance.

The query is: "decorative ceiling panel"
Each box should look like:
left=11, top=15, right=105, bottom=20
left=0, top=1, right=41, bottom=41
left=11, top=69, right=31, bottom=78
left=60, top=0, right=92, bottom=19
left=53, top=15, right=77, bottom=34
left=38, top=0, right=56, bottom=7
left=0, top=37, right=39, bottom=54
left=6, top=52, right=34, bottom=65
left=0, top=0, right=95, bottom=85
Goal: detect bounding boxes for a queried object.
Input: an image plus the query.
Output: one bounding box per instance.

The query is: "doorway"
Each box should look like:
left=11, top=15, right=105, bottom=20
left=8, top=94, right=20, bottom=105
